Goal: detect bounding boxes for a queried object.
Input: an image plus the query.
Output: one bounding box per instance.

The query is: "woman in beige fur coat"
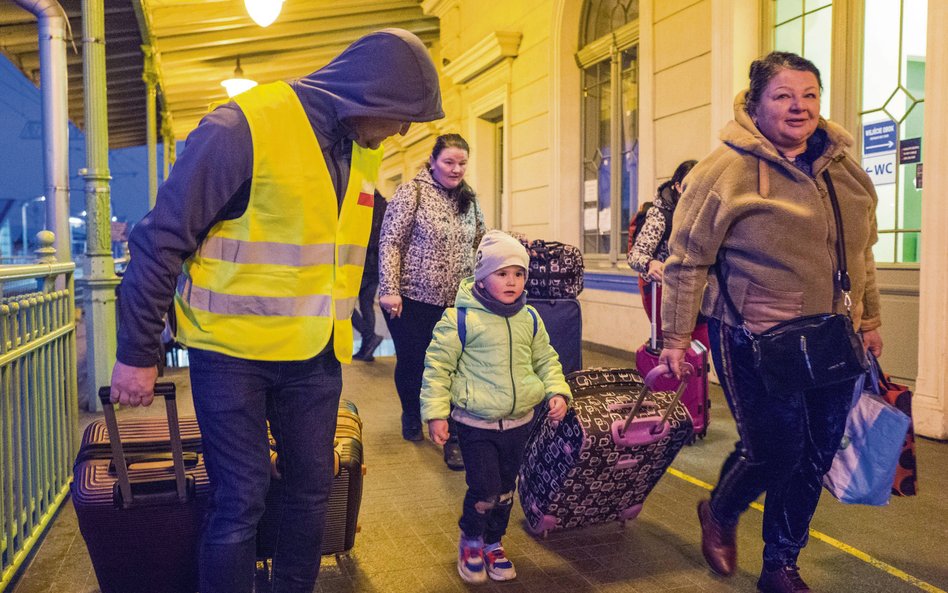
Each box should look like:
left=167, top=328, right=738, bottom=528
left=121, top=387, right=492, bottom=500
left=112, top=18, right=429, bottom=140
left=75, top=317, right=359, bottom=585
left=659, top=52, right=883, bottom=593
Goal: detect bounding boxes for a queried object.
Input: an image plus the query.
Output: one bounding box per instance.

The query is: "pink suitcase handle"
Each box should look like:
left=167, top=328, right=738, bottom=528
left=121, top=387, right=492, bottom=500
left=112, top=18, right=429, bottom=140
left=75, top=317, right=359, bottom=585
left=611, top=362, right=694, bottom=449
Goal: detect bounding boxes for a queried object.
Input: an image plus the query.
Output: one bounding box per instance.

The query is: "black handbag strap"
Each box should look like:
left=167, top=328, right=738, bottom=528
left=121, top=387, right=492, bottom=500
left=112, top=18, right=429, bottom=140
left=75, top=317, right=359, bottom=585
left=714, top=169, right=851, bottom=330
left=822, top=171, right=853, bottom=300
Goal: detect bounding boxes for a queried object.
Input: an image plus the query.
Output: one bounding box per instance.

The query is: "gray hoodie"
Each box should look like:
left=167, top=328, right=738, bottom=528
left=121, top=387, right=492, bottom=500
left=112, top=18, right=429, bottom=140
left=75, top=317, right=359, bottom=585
left=117, top=29, right=443, bottom=367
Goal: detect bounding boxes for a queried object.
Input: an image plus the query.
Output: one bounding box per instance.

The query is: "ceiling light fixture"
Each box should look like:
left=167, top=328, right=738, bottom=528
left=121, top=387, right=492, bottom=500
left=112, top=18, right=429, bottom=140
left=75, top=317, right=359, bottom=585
left=245, top=0, right=284, bottom=28
left=221, top=57, right=258, bottom=98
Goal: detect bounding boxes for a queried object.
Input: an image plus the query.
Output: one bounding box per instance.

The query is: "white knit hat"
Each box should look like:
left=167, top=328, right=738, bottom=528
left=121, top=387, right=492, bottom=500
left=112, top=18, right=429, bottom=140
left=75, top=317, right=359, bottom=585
left=474, top=230, right=530, bottom=282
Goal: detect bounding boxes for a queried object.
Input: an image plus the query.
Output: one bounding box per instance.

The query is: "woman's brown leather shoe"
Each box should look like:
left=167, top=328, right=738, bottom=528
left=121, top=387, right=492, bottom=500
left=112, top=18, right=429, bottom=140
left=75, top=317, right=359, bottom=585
left=757, top=565, right=812, bottom=592
left=697, top=499, right=737, bottom=576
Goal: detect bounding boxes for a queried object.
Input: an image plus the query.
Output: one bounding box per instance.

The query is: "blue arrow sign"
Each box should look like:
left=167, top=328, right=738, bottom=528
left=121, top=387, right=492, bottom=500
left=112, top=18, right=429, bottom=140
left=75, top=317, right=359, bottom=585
left=863, top=120, right=898, bottom=156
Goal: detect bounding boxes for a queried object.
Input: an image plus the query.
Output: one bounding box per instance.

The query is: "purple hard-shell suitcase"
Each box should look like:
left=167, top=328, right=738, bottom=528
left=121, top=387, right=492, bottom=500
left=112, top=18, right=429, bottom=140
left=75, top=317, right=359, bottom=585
left=76, top=414, right=203, bottom=464
left=528, top=297, right=583, bottom=375
left=635, top=282, right=710, bottom=439
left=518, top=365, right=693, bottom=536
left=72, top=383, right=209, bottom=593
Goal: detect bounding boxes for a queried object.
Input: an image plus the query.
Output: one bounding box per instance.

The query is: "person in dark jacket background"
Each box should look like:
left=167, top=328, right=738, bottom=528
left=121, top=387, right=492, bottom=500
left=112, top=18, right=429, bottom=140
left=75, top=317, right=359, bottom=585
left=627, top=159, right=708, bottom=349
left=352, top=190, right=388, bottom=361
left=109, top=29, right=443, bottom=593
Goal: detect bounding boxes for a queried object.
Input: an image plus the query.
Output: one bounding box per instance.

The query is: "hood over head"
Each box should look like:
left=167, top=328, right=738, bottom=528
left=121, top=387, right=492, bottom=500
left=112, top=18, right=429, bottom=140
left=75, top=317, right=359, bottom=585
left=296, top=28, right=444, bottom=124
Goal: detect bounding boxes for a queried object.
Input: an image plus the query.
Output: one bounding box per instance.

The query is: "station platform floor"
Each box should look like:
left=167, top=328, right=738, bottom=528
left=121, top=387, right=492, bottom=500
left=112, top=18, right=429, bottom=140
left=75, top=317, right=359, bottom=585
left=10, top=343, right=948, bottom=593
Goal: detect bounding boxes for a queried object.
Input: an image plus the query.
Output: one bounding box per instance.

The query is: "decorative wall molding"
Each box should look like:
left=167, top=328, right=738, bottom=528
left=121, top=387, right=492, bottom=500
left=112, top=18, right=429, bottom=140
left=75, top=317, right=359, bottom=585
left=420, top=0, right=458, bottom=18
left=384, top=121, right=443, bottom=155
left=443, top=31, right=522, bottom=85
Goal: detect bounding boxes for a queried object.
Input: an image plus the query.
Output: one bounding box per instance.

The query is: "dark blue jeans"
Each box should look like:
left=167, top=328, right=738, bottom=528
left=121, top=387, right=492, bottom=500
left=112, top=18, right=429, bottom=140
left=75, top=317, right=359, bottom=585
left=706, top=318, right=855, bottom=568
left=455, top=421, right=533, bottom=544
left=189, top=347, right=342, bottom=593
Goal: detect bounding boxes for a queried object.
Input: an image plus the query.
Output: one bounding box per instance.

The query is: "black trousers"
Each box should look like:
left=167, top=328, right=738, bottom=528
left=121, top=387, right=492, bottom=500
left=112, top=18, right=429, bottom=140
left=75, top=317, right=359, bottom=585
left=351, top=272, right=379, bottom=341
left=382, top=296, right=446, bottom=425
left=455, top=421, right=533, bottom=544
left=707, top=318, right=855, bottom=569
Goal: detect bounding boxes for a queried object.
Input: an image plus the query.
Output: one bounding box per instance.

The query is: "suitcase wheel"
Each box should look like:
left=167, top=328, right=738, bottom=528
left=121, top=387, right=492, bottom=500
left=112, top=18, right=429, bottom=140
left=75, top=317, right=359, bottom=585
left=526, top=514, right=558, bottom=538
left=618, top=503, right=643, bottom=523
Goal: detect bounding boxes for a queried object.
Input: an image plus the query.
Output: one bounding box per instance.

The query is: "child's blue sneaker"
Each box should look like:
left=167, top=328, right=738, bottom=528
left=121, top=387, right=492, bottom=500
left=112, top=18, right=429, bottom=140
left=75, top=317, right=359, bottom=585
left=457, top=535, right=487, bottom=584
left=484, top=542, right=517, bottom=581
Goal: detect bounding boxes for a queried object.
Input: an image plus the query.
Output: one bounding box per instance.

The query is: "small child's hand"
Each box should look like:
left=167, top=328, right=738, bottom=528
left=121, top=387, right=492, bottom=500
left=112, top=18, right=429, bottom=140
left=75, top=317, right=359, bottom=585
left=548, top=395, right=568, bottom=422
left=428, top=419, right=449, bottom=445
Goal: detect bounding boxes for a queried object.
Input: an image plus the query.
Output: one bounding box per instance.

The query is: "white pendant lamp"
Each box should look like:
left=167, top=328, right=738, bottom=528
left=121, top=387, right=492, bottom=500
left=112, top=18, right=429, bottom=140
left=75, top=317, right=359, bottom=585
left=221, top=57, right=258, bottom=98
left=245, top=0, right=284, bottom=28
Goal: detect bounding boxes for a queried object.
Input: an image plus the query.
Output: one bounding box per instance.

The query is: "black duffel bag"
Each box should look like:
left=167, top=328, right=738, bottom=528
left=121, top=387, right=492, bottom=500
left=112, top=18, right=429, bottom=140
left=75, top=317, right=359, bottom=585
left=523, top=239, right=584, bottom=299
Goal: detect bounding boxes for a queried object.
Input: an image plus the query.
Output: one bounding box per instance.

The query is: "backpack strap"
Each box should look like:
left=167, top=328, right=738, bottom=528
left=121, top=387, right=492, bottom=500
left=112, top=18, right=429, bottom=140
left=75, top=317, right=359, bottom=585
left=527, top=307, right=538, bottom=337
left=457, top=307, right=467, bottom=351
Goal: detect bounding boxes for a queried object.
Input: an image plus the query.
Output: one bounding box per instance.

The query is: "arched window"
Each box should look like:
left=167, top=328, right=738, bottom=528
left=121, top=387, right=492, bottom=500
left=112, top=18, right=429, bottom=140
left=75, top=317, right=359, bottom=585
left=578, top=1, right=639, bottom=262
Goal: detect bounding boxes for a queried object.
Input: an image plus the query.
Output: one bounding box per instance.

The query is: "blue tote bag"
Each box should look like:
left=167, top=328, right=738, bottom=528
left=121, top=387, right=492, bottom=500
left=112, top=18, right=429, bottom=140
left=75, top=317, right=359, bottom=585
left=823, top=355, right=911, bottom=506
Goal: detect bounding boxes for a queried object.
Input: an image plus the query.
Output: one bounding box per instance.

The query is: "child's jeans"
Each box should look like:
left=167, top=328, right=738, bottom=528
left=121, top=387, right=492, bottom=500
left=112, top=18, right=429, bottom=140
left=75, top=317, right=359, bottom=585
left=455, top=421, right=533, bottom=544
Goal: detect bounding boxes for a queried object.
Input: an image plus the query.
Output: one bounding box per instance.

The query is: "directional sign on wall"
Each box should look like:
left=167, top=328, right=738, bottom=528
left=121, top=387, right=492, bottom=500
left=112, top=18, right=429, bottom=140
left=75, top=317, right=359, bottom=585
left=862, top=119, right=897, bottom=186
left=862, top=120, right=898, bottom=155
left=863, top=154, right=896, bottom=186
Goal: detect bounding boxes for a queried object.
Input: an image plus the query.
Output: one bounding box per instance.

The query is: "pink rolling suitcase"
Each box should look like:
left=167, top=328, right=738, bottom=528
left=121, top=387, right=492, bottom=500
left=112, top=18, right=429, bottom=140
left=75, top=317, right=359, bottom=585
left=635, top=282, right=710, bottom=440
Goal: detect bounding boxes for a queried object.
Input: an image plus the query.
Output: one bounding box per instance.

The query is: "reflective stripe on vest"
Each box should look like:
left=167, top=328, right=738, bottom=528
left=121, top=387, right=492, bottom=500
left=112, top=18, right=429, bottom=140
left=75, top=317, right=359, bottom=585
left=198, top=236, right=367, bottom=268
left=174, top=81, right=382, bottom=362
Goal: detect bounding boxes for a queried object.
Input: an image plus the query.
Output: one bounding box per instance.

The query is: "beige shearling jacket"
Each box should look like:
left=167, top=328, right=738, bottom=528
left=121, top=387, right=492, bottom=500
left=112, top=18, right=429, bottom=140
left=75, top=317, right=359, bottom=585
left=661, top=91, right=882, bottom=349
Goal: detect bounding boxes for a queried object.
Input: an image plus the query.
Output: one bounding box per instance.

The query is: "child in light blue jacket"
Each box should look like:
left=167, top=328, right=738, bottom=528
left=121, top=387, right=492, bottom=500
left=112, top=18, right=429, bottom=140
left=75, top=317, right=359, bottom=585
left=421, top=230, right=571, bottom=584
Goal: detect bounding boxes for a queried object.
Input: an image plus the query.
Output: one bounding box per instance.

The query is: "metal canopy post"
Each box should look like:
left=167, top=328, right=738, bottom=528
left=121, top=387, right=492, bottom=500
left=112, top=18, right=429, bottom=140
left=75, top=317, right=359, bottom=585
left=78, top=0, right=118, bottom=412
left=143, top=44, right=158, bottom=209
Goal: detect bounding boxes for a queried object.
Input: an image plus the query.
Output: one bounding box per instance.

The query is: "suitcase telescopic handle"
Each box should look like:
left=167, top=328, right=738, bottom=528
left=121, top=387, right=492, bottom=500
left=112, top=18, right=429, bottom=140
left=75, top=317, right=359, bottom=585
left=650, top=281, right=658, bottom=350
left=97, top=383, right=188, bottom=508
left=618, top=362, right=694, bottom=438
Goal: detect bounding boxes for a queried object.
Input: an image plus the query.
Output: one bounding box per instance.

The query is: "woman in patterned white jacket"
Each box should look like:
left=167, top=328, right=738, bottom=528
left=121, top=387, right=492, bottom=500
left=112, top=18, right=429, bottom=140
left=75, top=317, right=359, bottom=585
left=378, top=133, right=487, bottom=469
left=627, top=159, right=708, bottom=349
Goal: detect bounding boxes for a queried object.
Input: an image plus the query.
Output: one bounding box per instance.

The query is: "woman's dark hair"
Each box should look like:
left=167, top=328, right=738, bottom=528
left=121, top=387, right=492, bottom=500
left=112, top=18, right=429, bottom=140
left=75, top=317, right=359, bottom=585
left=427, top=133, right=476, bottom=215
left=670, top=159, right=698, bottom=188
left=659, top=159, right=698, bottom=209
left=430, top=133, right=470, bottom=161
left=745, top=51, right=822, bottom=117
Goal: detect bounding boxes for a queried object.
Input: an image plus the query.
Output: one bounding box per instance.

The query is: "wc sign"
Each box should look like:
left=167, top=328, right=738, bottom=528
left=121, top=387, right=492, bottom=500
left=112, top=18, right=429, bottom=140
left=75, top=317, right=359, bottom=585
left=862, top=120, right=897, bottom=186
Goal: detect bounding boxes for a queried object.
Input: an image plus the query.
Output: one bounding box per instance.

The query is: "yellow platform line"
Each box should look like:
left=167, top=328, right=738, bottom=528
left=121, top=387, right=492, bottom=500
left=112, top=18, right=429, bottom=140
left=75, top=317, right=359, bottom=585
left=665, top=467, right=947, bottom=593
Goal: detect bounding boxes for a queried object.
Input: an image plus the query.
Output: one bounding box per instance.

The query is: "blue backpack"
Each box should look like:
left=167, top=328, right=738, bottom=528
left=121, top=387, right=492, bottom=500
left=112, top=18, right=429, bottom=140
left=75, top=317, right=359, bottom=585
left=457, top=307, right=538, bottom=352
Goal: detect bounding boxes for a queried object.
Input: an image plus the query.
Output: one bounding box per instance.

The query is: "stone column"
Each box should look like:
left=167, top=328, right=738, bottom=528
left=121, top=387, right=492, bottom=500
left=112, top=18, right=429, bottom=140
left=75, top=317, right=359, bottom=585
left=913, top=3, right=948, bottom=439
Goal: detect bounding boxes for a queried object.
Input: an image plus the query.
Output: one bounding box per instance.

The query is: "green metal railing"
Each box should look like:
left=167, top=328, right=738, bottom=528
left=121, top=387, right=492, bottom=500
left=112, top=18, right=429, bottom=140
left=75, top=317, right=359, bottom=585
left=0, top=232, right=78, bottom=592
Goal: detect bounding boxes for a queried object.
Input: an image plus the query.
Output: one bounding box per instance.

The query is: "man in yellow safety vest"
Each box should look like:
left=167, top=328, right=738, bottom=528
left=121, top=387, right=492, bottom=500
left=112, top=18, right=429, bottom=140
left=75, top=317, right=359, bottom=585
left=109, top=29, right=443, bottom=593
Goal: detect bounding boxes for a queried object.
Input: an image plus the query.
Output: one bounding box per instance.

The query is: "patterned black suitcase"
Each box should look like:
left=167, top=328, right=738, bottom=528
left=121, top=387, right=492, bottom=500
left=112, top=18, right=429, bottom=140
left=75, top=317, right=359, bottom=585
left=518, top=364, right=693, bottom=536
left=72, top=384, right=210, bottom=593
left=256, top=400, right=365, bottom=560
left=523, top=239, right=584, bottom=298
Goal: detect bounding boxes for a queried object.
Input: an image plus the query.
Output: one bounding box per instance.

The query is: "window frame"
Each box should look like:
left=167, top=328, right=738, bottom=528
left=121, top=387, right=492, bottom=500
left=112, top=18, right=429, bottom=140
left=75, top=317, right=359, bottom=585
left=764, top=0, right=924, bottom=268
left=577, top=20, right=639, bottom=266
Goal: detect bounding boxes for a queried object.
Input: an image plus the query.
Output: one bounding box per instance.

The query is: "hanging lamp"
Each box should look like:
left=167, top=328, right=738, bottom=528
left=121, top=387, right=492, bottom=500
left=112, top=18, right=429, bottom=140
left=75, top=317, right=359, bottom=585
left=245, top=0, right=284, bottom=27
left=221, top=57, right=258, bottom=98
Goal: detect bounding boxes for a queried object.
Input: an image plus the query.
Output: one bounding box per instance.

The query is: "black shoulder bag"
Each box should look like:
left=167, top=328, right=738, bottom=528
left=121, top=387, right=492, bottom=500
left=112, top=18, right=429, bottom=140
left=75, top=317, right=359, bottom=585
left=715, top=170, right=868, bottom=395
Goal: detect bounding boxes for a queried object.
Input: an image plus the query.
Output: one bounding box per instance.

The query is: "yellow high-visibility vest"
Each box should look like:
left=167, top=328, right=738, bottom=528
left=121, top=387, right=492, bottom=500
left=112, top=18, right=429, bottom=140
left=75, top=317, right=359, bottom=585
left=174, top=81, right=382, bottom=363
